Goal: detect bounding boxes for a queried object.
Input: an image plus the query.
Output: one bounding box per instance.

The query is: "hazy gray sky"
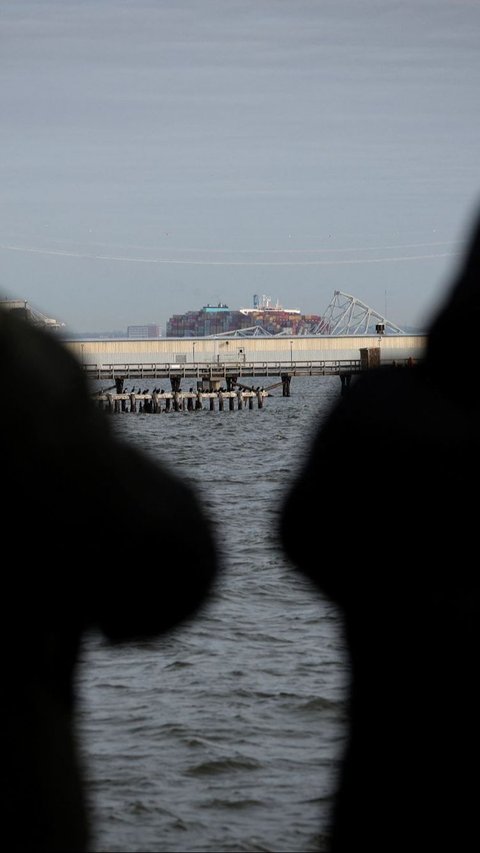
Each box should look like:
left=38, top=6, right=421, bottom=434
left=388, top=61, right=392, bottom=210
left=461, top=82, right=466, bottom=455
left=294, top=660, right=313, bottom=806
left=1, top=0, right=480, bottom=333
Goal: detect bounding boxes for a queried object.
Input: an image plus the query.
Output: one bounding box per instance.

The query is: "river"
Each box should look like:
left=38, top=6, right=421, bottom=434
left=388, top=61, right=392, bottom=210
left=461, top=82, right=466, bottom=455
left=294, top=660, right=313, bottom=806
left=76, top=375, right=350, bottom=852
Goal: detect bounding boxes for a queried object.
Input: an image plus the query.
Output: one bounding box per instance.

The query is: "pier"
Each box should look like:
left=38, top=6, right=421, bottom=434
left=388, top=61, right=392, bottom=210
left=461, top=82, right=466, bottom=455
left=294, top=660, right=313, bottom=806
left=67, top=333, right=425, bottom=391
left=85, top=351, right=420, bottom=402
left=61, top=333, right=426, bottom=402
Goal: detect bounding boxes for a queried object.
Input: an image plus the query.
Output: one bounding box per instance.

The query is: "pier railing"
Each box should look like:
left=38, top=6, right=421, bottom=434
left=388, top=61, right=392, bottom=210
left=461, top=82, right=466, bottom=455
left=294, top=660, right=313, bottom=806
left=82, top=358, right=368, bottom=381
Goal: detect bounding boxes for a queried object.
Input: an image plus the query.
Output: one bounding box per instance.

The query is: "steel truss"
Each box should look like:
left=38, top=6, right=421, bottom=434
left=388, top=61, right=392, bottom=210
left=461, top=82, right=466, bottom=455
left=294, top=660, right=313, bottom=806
left=311, top=290, right=404, bottom=335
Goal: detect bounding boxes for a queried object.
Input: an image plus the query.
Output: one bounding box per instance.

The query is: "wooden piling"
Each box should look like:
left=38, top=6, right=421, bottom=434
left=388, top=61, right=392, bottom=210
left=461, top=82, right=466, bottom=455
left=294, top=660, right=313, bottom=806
left=93, top=389, right=267, bottom=414
left=281, top=373, right=291, bottom=397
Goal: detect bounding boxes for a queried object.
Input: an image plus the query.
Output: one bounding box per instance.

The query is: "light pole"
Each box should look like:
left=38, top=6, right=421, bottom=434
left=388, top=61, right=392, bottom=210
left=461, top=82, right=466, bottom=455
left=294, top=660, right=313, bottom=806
left=375, top=323, right=384, bottom=368
left=289, top=340, right=293, bottom=366
left=192, top=341, right=196, bottom=363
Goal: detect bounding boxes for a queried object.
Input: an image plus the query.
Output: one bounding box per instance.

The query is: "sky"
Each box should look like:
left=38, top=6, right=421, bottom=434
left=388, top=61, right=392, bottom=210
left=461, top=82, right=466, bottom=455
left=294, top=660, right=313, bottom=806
left=1, top=0, right=480, bottom=334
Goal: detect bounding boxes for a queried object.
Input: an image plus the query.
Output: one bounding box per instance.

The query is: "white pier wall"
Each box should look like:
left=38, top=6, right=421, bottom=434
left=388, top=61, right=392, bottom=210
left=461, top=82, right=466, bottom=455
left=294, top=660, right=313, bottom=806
left=65, top=334, right=426, bottom=368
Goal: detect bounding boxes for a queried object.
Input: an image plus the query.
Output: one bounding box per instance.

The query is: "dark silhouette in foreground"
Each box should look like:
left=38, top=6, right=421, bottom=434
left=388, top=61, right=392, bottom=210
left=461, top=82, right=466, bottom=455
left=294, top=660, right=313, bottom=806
left=280, top=209, right=480, bottom=851
left=1, top=308, right=218, bottom=852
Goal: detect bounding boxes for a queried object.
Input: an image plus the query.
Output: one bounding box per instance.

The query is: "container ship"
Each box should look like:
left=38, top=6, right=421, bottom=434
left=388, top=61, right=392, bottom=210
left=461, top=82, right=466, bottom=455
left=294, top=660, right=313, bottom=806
left=166, top=294, right=325, bottom=337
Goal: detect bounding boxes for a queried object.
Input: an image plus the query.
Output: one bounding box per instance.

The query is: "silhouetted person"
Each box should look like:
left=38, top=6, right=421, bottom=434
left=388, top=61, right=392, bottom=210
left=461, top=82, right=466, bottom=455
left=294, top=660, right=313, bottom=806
left=1, top=307, right=219, bottom=852
left=280, top=207, right=480, bottom=851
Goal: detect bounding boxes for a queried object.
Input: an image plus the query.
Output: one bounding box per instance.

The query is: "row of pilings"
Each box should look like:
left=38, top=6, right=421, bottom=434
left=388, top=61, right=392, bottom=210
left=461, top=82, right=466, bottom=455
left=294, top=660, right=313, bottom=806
left=96, top=389, right=268, bottom=413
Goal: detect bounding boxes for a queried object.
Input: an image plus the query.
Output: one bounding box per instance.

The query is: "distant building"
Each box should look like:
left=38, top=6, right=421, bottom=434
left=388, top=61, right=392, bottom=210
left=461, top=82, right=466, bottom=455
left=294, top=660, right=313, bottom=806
left=127, top=324, right=160, bottom=339
left=166, top=296, right=325, bottom=337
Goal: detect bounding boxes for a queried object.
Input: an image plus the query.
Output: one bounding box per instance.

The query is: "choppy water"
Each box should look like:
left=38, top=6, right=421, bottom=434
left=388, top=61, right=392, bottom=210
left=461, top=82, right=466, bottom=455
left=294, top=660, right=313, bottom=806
left=76, top=376, right=350, bottom=852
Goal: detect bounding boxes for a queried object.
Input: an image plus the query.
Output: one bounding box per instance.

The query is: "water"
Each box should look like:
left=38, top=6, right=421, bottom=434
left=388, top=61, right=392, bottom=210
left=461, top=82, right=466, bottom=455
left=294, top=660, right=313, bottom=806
left=76, top=376, right=350, bottom=852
